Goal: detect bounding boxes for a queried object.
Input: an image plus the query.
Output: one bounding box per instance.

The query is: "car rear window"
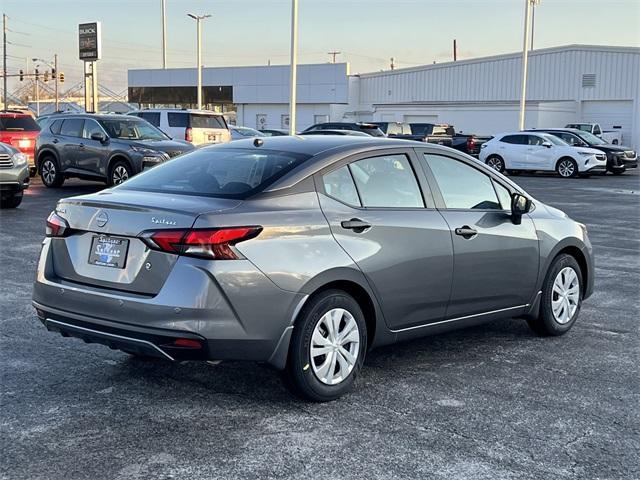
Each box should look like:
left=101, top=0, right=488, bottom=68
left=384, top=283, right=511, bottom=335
left=190, top=114, right=227, bottom=129
left=168, top=112, right=188, bottom=128
left=118, top=147, right=311, bottom=199
left=0, top=116, right=40, bottom=131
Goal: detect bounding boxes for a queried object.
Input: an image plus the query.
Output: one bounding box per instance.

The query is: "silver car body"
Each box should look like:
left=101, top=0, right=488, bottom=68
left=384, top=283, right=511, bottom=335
left=33, top=137, right=594, bottom=368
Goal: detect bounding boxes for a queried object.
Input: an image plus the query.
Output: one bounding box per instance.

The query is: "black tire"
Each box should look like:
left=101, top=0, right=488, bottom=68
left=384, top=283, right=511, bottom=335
left=40, top=156, right=64, bottom=188
left=556, top=158, right=578, bottom=178
left=283, top=289, right=367, bottom=402
left=29, top=167, right=37, bottom=178
left=611, top=139, right=618, bottom=145
left=108, top=160, right=133, bottom=186
left=507, top=170, right=521, bottom=176
left=611, top=169, right=625, bottom=176
left=485, top=155, right=505, bottom=173
left=527, top=254, right=583, bottom=336
left=0, top=192, right=23, bottom=209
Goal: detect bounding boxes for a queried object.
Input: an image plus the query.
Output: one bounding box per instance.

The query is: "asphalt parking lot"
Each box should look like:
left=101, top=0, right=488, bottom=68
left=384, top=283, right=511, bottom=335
left=1, top=170, right=639, bottom=480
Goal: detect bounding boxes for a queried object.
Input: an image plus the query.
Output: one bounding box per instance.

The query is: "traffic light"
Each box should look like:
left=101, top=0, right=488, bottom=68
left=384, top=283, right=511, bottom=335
left=34, top=68, right=39, bottom=81
left=51, top=68, right=56, bottom=79
left=44, top=71, right=50, bottom=82
left=19, top=70, right=24, bottom=81
left=59, top=72, right=65, bottom=83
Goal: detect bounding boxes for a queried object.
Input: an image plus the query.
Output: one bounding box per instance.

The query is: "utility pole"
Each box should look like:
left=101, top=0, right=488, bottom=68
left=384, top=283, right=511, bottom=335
left=390, top=57, right=395, bottom=70
left=519, top=0, right=539, bottom=130
left=530, top=2, right=536, bottom=50
left=327, top=51, right=341, bottom=63
left=187, top=13, right=211, bottom=110
left=288, top=0, right=299, bottom=135
left=161, top=0, right=167, bottom=68
left=3, top=14, right=7, bottom=110
left=54, top=54, right=59, bottom=111
left=453, top=39, right=457, bottom=61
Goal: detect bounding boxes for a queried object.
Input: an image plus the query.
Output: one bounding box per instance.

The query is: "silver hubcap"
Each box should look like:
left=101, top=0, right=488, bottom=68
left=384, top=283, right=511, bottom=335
left=558, top=160, right=575, bottom=177
left=42, top=160, right=56, bottom=184
left=487, top=157, right=503, bottom=171
left=112, top=166, right=129, bottom=184
left=551, top=267, right=580, bottom=324
left=310, top=308, right=360, bottom=386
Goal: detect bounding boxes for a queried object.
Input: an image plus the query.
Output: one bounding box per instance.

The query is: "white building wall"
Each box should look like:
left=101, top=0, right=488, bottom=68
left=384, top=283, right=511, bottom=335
left=237, top=103, right=332, bottom=131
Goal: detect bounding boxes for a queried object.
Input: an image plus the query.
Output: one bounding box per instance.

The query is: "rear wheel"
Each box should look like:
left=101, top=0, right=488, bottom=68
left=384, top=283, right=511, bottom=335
left=527, top=254, right=583, bottom=336
left=108, top=160, right=133, bottom=186
left=40, top=157, right=64, bottom=187
left=485, top=155, right=505, bottom=173
left=556, top=158, right=578, bottom=178
left=0, top=192, right=23, bottom=209
left=283, top=289, right=367, bottom=402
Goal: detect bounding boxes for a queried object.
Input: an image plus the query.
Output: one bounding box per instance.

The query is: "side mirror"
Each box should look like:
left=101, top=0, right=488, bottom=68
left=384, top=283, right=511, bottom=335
left=91, top=132, right=108, bottom=143
left=542, top=141, right=552, bottom=148
left=511, top=193, right=532, bottom=225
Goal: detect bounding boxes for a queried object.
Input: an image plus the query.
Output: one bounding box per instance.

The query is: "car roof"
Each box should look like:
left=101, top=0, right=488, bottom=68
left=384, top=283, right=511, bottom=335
left=527, top=128, right=584, bottom=134
left=132, top=108, right=224, bottom=115
left=44, top=113, right=148, bottom=121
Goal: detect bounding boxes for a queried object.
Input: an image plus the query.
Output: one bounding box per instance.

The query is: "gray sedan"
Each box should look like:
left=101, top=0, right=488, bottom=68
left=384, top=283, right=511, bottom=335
left=33, top=136, right=593, bottom=401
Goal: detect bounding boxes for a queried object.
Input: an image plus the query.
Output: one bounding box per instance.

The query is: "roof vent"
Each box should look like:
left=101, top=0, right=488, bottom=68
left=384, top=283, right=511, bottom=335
left=582, top=74, right=596, bottom=87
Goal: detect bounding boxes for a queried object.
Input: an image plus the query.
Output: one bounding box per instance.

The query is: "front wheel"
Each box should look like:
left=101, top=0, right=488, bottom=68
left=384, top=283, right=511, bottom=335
left=283, top=289, right=367, bottom=402
left=556, top=158, right=578, bottom=178
left=527, top=254, right=583, bottom=336
left=40, top=157, right=65, bottom=187
left=108, top=160, right=133, bottom=186
left=0, top=192, right=23, bottom=209
left=485, top=155, right=505, bottom=173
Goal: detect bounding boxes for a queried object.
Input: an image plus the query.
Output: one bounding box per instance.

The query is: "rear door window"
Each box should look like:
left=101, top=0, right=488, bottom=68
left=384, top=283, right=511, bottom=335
left=60, top=119, right=84, bottom=137
left=168, top=113, right=188, bottom=128
left=139, top=112, right=161, bottom=127
left=323, top=165, right=361, bottom=206
left=189, top=114, right=227, bottom=129
left=118, top=148, right=311, bottom=198
left=500, top=135, right=527, bottom=144
left=0, top=115, right=40, bottom=131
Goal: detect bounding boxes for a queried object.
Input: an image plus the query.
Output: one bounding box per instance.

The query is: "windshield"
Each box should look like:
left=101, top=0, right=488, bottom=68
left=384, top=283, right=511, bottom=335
left=0, top=116, right=40, bottom=132
left=575, top=131, right=606, bottom=145
left=190, top=114, right=227, bottom=129
left=542, top=134, right=567, bottom=146
left=118, top=147, right=311, bottom=199
left=99, top=118, right=168, bottom=140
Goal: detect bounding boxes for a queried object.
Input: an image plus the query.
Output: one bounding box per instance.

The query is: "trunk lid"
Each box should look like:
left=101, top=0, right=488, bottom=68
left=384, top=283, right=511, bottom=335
left=51, top=190, right=241, bottom=294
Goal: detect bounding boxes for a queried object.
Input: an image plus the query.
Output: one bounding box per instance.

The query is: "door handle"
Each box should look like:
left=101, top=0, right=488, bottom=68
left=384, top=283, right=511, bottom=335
left=52, top=138, right=59, bottom=144
left=455, top=225, right=478, bottom=239
left=341, top=218, right=371, bottom=233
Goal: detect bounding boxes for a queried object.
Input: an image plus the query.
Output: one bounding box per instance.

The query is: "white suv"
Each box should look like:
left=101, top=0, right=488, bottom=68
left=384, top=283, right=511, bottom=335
left=479, top=132, right=607, bottom=178
left=129, top=109, right=231, bottom=146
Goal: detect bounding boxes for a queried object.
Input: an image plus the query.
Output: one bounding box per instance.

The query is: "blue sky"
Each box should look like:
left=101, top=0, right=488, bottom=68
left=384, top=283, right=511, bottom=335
left=3, top=0, right=639, bottom=93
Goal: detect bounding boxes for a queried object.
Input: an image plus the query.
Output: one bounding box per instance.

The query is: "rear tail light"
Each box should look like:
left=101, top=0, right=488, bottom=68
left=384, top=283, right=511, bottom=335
left=185, top=127, right=193, bottom=142
left=45, top=211, right=72, bottom=237
left=467, top=137, right=475, bottom=151
left=141, top=226, right=262, bottom=260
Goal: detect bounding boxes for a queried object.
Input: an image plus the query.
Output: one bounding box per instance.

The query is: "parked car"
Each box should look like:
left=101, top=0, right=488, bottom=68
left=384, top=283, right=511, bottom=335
left=479, top=132, right=607, bottom=178
left=128, top=109, right=231, bottom=146
left=303, top=122, right=385, bottom=137
left=300, top=129, right=370, bottom=137
left=565, top=123, right=622, bottom=145
left=527, top=128, right=637, bottom=175
left=1, top=109, right=41, bottom=176
left=229, top=125, right=266, bottom=141
left=35, top=113, right=194, bottom=187
left=0, top=142, right=30, bottom=208
left=260, top=129, right=290, bottom=137
left=33, top=136, right=594, bottom=401
left=408, top=123, right=492, bottom=156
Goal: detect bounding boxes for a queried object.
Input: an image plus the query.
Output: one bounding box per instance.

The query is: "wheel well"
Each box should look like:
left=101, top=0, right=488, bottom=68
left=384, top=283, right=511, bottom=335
left=555, top=246, right=588, bottom=295
left=556, top=156, right=577, bottom=169
left=303, top=280, right=377, bottom=349
left=36, top=150, right=58, bottom=171
left=108, top=155, right=133, bottom=175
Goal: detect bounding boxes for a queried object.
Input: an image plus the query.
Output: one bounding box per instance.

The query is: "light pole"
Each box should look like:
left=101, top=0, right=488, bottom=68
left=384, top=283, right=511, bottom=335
left=519, top=0, right=540, bottom=131
left=187, top=13, right=211, bottom=110
left=161, top=0, right=167, bottom=68
left=289, top=0, right=299, bottom=135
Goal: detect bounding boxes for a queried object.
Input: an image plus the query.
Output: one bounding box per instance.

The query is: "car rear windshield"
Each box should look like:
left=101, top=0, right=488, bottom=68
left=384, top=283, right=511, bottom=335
left=357, top=125, right=385, bottom=137
left=190, top=114, right=227, bottom=129
left=0, top=116, right=40, bottom=131
left=118, top=147, right=311, bottom=199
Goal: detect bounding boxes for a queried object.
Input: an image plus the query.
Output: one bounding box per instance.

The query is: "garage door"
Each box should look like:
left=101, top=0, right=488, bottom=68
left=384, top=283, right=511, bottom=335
left=404, top=115, right=438, bottom=124
left=582, top=101, right=633, bottom=145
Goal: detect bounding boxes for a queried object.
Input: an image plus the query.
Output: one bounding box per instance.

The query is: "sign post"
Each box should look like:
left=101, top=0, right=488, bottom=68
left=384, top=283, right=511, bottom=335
left=79, top=22, right=102, bottom=113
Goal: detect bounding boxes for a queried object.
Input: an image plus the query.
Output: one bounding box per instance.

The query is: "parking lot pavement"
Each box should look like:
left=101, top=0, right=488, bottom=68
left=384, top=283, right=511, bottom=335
left=1, top=171, right=639, bottom=480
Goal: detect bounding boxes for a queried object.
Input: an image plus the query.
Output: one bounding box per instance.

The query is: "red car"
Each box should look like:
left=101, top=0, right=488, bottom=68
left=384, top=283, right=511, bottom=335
left=0, top=110, right=40, bottom=175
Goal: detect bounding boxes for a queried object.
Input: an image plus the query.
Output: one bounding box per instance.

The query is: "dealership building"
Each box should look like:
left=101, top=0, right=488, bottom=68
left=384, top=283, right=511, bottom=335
left=128, top=44, right=640, bottom=148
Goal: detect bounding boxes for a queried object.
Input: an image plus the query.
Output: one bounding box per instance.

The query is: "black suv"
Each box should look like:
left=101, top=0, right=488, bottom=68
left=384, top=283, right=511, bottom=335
left=527, top=128, right=637, bottom=175
left=35, top=114, right=194, bottom=187
left=302, top=122, right=385, bottom=137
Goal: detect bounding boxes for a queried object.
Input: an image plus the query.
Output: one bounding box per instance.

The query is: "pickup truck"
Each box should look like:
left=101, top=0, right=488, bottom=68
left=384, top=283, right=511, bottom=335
left=565, top=123, right=623, bottom=145
left=409, top=123, right=492, bottom=156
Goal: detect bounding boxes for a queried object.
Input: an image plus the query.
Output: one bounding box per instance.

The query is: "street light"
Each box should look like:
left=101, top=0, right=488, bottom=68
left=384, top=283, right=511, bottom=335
left=519, top=0, right=541, bottom=131
left=187, top=13, right=211, bottom=110
left=289, top=0, right=299, bottom=135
